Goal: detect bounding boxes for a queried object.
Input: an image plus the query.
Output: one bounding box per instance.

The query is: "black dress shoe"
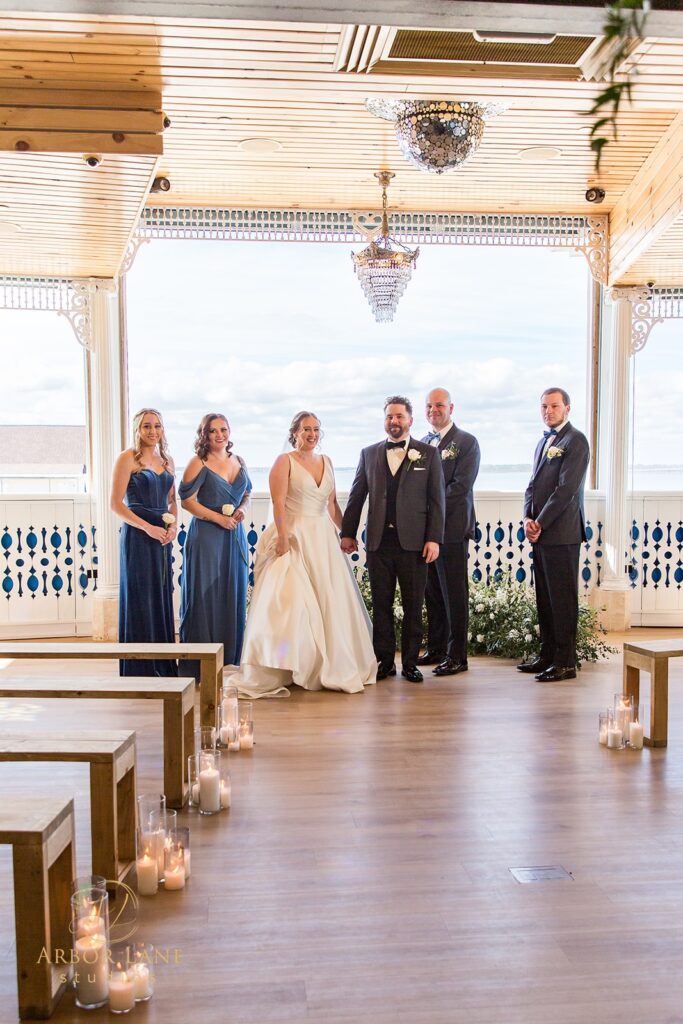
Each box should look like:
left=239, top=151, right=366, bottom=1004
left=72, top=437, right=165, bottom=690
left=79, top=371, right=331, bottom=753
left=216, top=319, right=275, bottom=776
left=433, top=657, right=468, bottom=677
left=535, top=665, right=577, bottom=682
left=401, top=666, right=423, bottom=683
left=517, top=658, right=551, bottom=674
left=416, top=650, right=446, bottom=666
left=376, top=661, right=397, bottom=681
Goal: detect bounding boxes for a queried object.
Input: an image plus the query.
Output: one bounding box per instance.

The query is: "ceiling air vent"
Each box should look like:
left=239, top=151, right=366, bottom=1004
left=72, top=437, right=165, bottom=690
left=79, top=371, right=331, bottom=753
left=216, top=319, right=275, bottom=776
left=335, top=27, right=607, bottom=81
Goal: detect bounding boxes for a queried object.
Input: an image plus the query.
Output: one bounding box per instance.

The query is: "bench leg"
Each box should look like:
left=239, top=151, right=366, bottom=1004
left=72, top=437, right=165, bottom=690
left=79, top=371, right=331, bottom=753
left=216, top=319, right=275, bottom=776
left=164, top=698, right=185, bottom=809
left=90, top=761, right=118, bottom=883
left=116, top=761, right=137, bottom=867
left=13, top=828, right=74, bottom=1019
left=623, top=660, right=640, bottom=707
left=650, top=659, right=669, bottom=748
left=199, top=655, right=222, bottom=728
left=184, top=697, right=195, bottom=794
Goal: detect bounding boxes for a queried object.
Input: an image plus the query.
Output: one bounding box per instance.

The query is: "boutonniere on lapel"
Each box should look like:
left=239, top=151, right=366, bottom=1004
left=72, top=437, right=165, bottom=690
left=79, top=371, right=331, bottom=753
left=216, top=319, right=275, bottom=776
left=406, top=448, right=424, bottom=470
left=546, top=446, right=564, bottom=460
left=441, top=443, right=460, bottom=461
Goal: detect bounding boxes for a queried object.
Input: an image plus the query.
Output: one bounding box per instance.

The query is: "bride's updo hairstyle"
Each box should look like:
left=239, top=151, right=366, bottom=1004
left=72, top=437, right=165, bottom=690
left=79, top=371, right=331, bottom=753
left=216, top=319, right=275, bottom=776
left=195, top=413, right=233, bottom=460
left=288, top=411, right=321, bottom=448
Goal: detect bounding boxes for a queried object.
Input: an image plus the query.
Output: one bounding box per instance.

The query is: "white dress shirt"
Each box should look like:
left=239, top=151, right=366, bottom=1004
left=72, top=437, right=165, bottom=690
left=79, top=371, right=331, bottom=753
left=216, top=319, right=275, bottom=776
left=428, top=421, right=454, bottom=447
left=386, top=438, right=408, bottom=476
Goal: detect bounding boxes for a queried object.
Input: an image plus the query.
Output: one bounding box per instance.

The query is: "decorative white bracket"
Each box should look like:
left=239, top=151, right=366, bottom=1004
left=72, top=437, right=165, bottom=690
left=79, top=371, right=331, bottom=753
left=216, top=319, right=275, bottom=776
left=119, top=235, right=151, bottom=276
left=608, top=286, right=663, bottom=354
left=574, top=216, right=608, bottom=285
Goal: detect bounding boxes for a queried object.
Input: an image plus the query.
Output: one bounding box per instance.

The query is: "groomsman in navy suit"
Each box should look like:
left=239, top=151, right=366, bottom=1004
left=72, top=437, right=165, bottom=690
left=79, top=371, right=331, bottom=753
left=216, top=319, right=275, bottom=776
left=417, top=388, right=480, bottom=676
left=518, top=387, right=590, bottom=682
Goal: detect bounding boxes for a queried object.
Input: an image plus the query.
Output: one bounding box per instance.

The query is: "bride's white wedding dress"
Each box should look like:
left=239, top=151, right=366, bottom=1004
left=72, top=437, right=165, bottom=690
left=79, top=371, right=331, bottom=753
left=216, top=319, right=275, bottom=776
left=228, top=454, right=377, bottom=698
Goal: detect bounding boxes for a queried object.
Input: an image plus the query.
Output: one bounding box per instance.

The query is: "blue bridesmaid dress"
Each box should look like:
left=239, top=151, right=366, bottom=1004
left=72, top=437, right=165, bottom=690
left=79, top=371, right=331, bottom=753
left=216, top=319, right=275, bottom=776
left=178, top=462, right=252, bottom=672
left=118, top=468, right=178, bottom=676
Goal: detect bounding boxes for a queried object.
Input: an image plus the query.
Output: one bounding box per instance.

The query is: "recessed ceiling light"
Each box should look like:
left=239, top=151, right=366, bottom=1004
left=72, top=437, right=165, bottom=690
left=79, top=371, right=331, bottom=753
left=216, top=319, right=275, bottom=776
left=237, top=138, right=283, bottom=154
left=518, top=146, right=562, bottom=162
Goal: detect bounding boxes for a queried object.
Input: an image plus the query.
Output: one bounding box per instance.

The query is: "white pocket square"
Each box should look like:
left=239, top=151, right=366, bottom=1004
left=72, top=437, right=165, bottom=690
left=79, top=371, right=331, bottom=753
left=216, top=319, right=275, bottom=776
left=413, top=467, right=426, bottom=471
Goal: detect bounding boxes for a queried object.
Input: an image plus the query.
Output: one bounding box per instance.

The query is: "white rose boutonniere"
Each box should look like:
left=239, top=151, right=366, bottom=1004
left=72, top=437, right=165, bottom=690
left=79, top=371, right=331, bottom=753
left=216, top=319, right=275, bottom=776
left=161, top=512, right=175, bottom=530
left=406, top=448, right=424, bottom=470
left=441, top=443, right=460, bottom=461
left=546, top=446, right=564, bottom=460
left=222, top=503, right=235, bottom=516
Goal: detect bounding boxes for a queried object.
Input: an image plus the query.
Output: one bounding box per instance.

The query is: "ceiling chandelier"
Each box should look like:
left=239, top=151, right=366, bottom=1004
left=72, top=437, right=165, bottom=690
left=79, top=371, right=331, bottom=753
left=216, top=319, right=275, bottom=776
left=366, top=98, right=503, bottom=174
left=351, top=171, right=419, bottom=324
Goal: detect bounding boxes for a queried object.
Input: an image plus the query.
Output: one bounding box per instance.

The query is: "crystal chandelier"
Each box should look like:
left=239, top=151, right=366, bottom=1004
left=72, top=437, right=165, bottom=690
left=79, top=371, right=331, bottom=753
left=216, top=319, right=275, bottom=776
left=351, top=171, right=419, bottom=323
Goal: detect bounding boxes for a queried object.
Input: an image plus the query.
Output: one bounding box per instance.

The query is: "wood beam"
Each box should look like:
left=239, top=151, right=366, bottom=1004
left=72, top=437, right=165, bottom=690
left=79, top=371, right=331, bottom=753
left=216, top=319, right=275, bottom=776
left=0, top=87, right=165, bottom=155
left=608, top=110, right=683, bottom=286
left=3, top=2, right=683, bottom=39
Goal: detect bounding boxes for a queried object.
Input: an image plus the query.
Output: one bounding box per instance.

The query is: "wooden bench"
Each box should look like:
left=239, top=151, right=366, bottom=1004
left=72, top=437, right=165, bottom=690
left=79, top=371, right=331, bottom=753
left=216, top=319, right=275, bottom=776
left=0, top=795, right=75, bottom=1020
left=623, top=639, right=683, bottom=747
left=0, top=677, right=195, bottom=807
left=0, top=731, right=136, bottom=885
left=0, top=641, right=224, bottom=728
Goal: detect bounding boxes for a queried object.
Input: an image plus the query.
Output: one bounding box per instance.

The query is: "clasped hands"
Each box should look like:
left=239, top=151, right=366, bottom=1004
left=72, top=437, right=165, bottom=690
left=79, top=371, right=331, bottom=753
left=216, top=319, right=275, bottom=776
left=524, top=517, right=542, bottom=543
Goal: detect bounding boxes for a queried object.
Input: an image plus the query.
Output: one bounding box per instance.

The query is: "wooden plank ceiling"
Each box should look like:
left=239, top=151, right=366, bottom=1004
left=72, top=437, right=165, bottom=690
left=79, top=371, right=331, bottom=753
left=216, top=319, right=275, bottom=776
left=0, top=12, right=682, bottom=283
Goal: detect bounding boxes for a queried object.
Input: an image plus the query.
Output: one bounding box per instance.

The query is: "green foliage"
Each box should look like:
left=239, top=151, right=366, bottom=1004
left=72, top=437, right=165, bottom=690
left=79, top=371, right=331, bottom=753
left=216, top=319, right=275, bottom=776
left=354, top=567, right=615, bottom=666
left=588, top=0, right=650, bottom=172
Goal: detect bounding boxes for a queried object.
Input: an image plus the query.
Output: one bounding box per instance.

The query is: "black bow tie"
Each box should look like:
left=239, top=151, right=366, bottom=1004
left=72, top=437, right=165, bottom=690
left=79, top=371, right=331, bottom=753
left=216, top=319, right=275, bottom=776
left=386, top=440, right=406, bottom=450
left=543, top=428, right=558, bottom=438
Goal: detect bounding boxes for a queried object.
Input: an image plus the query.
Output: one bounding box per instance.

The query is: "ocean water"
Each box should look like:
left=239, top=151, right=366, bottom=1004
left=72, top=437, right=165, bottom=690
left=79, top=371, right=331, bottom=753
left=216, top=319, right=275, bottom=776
left=245, top=465, right=683, bottom=494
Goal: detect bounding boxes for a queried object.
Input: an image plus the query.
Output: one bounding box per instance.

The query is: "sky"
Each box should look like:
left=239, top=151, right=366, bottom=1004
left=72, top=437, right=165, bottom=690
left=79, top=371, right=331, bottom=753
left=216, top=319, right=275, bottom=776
left=125, top=238, right=591, bottom=471
left=1, top=239, right=680, bottom=485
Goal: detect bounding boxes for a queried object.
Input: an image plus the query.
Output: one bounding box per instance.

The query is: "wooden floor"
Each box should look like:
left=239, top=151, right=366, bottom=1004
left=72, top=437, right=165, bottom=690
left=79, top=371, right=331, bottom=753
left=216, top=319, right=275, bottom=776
left=2, top=631, right=683, bottom=1024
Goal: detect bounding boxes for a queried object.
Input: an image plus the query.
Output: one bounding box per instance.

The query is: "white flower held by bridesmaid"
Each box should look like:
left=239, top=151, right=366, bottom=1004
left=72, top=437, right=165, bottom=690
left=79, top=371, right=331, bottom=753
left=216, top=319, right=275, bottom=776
left=222, top=503, right=235, bottom=516
left=162, top=513, right=175, bottom=530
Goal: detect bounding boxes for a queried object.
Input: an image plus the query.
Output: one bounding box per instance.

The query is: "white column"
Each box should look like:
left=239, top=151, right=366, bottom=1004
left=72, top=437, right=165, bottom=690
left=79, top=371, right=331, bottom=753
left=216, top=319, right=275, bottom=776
left=90, top=280, right=124, bottom=640
left=599, top=288, right=637, bottom=630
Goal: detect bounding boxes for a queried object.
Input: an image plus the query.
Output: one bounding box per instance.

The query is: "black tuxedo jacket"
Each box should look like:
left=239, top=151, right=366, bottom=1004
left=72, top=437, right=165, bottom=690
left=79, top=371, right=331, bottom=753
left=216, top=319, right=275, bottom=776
left=421, top=424, right=480, bottom=543
left=523, top=422, right=590, bottom=546
left=342, top=438, right=445, bottom=552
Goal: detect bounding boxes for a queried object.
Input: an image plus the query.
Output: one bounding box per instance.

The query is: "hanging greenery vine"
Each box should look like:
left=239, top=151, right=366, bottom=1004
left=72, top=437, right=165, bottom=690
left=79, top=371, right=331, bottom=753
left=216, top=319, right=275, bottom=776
left=588, top=0, right=651, bottom=171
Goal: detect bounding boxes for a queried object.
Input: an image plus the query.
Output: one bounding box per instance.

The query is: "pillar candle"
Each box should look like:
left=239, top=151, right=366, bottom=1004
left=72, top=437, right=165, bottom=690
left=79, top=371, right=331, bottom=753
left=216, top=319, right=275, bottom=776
left=164, top=860, right=186, bottom=891
left=629, top=721, right=644, bottom=749
left=607, top=727, right=623, bottom=749
left=133, top=963, right=154, bottom=1001
left=74, top=934, right=109, bottom=1006
left=76, top=910, right=106, bottom=938
left=136, top=853, right=158, bottom=896
left=109, top=967, right=135, bottom=1013
left=183, top=849, right=192, bottom=879
left=199, top=766, right=221, bottom=812
left=220, top=778, right=231, bottom=808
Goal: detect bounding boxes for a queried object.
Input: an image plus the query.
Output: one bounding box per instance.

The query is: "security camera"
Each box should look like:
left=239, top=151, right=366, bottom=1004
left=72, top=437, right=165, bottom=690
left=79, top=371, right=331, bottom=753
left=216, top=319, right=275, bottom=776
left=150, top=175, right=171, bottom=193
left=646, top=281, right=655, bottom=289
left=585, top=187, right=605, bottom=204
left=83, top=154, right=102, bottom=168
left=162, top=114, right=171, bottom=130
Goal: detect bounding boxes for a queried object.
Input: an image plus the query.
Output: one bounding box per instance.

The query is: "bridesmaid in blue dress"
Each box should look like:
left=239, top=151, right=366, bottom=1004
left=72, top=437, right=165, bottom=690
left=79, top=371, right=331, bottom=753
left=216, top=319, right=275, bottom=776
left=110, top=408, right=178, bottom=677
left=179, top=413, right=252, bottom=673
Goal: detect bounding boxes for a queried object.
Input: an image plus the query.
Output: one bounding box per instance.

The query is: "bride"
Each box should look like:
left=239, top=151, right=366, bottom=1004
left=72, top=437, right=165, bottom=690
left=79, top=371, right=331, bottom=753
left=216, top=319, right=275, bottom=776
left=228, top=411, right=377, bottom=697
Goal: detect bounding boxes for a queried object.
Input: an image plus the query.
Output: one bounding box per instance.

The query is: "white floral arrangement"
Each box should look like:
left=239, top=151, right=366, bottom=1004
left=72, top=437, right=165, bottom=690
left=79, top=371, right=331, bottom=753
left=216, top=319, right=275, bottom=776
left=222, top=503, right=235, bottom=516
left=546, top=446, right=564, bottom=460
left=441, top=443, right=460, bottom=461
left=161, top=513, right=175, bottom=530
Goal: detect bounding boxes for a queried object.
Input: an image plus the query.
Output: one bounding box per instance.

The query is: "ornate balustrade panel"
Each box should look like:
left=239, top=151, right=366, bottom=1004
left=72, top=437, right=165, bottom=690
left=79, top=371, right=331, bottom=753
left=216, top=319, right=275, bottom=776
left=1, top=492, right=682, bottom=636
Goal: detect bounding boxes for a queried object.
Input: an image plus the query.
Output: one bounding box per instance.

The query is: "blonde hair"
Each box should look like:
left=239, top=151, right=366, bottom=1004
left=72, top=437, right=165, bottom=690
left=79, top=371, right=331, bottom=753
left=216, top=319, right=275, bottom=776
left=288, top=411, right=321, bottom=448
left=132, top=407, right=171, bottom=468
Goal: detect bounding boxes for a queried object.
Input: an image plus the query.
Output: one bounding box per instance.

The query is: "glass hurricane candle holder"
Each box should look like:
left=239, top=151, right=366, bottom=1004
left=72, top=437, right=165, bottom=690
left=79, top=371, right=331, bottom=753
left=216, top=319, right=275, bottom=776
left=135, top=828, right=160, bottom=896
left=198, top=750, right=222, bottom=815
left=137, top=793, right=166, bottom=831
left=614, top=693, right=633, bottom=740
left=218, top=698, right=239, bottom=748
left=196, top=725, right=217, bottom=752
left=220, top=764, right=231, bottom=810
left=598, top=711, right=609, bottom=746
left=163, top=838, right=186, bottom=890
left=71, top=887, right=109, bottom=1009
left=239, top=700, right=254, bottom=750
left=629, top=703, right=644, bottom=749
left=129, top=943, right=155, bottom=1002
left=188, top=752, right=201, bottom=808
left=170, top=826, right=191, bottom=878
left=607, top=708, right=625, bottom=749
left=72, top=874, right=107, bottom=896
left=108, top=947, right=135, bottom=1014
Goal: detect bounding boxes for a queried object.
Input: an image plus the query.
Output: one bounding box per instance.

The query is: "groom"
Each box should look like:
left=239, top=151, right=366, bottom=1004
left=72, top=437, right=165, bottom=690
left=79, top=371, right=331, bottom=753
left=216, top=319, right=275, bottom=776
left=341, top=396, right=445, bottom=683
